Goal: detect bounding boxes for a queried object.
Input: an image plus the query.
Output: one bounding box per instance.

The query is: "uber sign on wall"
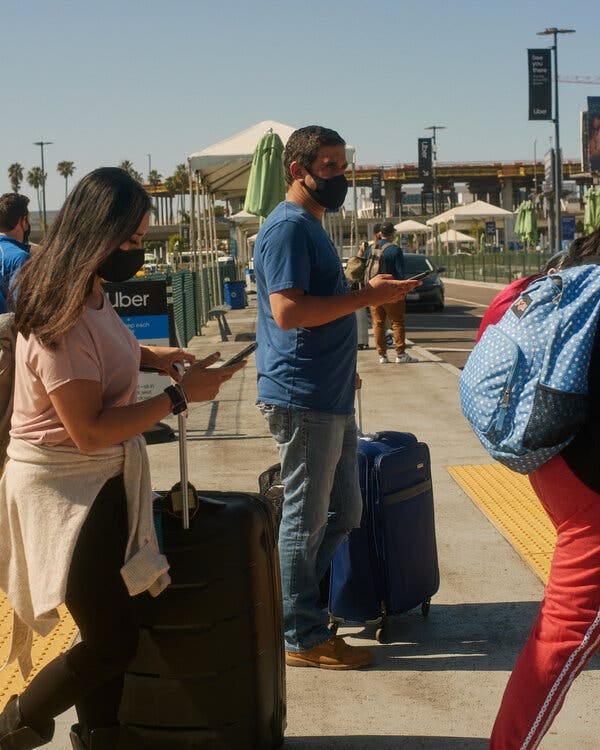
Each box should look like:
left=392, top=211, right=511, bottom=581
left=104, top=280, right=171, bottom=401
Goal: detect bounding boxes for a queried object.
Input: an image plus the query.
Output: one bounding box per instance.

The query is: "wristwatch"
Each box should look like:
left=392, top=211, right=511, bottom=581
left=164, top=384, right=187, bottom=415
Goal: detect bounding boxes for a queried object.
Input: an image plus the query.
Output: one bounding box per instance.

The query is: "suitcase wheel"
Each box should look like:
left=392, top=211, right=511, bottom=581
left=421, top=598, right=431, bottom=617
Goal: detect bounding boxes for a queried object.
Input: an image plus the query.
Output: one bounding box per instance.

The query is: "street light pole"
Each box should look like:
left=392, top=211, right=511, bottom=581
left=425, top=125, right=446, bottom=215
left=33, top=140, right=52, bottom=233
left=147, top=153, right=152, bottom=180
left=536, top=26, right=575, bottom=253
left=533, top=139, right=538, bottom=196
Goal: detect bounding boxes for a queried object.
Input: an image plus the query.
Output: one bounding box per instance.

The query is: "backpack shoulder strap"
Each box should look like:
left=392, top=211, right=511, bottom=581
left=374, top=241, right=392, bottom=257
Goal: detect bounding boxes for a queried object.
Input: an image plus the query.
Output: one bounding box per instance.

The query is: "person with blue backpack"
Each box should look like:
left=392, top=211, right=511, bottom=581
left=462, top=232, right=600, bottom=749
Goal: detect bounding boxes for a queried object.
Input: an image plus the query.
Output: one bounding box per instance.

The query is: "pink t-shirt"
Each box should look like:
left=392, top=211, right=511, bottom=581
left=11, top=294, right=140, bottom=446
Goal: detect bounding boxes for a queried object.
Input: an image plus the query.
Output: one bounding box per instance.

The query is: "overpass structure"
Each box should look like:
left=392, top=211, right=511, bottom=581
left=28, top=159, right=589, bottom=250
left=353, top=159, right=588, bottom=217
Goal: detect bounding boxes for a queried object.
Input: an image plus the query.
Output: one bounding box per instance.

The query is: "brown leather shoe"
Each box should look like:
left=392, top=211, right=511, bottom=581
left=285, top=636, right=373, bottom=670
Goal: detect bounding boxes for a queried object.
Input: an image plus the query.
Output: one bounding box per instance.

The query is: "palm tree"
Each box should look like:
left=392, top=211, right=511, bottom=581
left=148, top=169, right=162, bottom=223
left=118, top=160, right=143, bottom=183
left=8, top=163, right=24, bottom=193
left=148, top=169, right=162, bottom=188
left=57, top=161, right=75, bottom=199
left=172, top=164, right=188, bottom=224
left=164, top=177, right=176, bottom=224
left=27, top=167, right=45, bottom=225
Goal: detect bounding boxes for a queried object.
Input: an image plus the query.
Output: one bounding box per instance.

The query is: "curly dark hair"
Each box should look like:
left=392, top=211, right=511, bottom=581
left=560, top=229, right=600, bottom=269
left=283, top=126, right=346, bottom=186
left=0, top=193, right=29, bottom=232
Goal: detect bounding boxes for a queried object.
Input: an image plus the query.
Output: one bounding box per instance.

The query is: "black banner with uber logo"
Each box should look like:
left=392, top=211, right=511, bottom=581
left=418, top=138, right=433, bottom=178
left=528, top=49, right=552, bottom=121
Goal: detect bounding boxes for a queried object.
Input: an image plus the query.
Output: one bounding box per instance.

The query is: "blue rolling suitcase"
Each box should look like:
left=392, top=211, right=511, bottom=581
left=329, top=429, right=440, bottom=642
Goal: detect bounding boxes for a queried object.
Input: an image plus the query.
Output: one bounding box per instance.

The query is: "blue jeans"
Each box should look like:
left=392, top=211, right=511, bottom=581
left=258, top=404, right=363, bottom=652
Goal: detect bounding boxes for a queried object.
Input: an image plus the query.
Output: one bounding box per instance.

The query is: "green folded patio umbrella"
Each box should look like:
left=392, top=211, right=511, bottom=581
left=515, top=200, right=538, bottom=247
left=243, top=130, right=286, bottom=221
left=584, top=187, right=600, bottom=234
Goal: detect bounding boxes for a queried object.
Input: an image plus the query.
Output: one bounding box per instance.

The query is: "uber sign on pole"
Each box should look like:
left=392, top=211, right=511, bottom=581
left=104, top=280, right=170, bottom=401
left=371, top=172, right=383, bottom=213
left=528, top=49, right=552, bottom=121
left=418, top=138, right=433, bottom=178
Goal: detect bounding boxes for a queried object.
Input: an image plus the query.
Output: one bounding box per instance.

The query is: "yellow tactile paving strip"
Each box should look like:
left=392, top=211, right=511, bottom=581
left=0, top=602, right=77, bottom=710
left=448, top=464, right=556, bottom=585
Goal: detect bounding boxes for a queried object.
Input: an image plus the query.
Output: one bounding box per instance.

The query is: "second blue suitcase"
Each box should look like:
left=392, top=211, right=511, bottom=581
left=329, top=430, right=439, bottom=641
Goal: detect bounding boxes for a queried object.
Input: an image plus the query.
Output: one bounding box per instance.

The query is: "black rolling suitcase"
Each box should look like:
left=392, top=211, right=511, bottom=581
left=120, top=406, right=286, bottom=750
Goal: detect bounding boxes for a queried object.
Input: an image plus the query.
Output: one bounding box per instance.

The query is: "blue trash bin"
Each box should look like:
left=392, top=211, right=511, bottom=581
left=224, top=280, right=247, bottom=310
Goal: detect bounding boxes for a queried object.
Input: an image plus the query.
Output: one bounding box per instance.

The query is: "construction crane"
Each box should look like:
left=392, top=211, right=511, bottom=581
left=557, top=75, right=600, bottom=85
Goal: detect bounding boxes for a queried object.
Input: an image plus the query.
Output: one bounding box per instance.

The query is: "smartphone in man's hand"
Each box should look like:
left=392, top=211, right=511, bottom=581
left=221, top=342, right=258, bottom=367
left=407, top=270, right=433, bottom=281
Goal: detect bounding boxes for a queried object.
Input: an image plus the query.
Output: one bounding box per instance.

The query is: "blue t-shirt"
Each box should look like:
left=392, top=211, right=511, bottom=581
left=0, top=236, right=30, bottom=313
left=254, top=202, right=357, bottom=414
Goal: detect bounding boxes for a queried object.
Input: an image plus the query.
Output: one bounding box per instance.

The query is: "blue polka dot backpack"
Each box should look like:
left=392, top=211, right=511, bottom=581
left=460, top=264, right=600, bottom=474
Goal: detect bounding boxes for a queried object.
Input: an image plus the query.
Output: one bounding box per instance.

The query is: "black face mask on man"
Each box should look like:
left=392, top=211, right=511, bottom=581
left=303, top=172, right=348, bottom=210
left=98, top=248, right=145, bottom=282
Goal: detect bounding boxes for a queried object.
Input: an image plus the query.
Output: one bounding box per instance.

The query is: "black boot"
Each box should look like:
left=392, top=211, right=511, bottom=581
left=0, top=695, right=54, bottom=749
left=70, top=724, right=124, bottom=750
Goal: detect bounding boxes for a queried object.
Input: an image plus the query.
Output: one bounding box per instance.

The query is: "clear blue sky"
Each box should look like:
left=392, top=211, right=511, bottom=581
left=2, top=0, right=598, bottom=210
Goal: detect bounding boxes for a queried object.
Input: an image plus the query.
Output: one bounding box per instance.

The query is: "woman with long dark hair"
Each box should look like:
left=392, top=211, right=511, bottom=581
left=0, top=167, right=244, bottom=749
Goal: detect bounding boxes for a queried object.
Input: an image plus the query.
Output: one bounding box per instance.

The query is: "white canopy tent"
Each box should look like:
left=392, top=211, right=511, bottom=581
left=425, top=199, right=514, bottom=253
left=427, top=228, right=476, bottom=254
left=394, top=219, right=428, bottom=233
left=425, top=199, right=513, bottom=226
left=188, top=119, right=357, bottom=202
left=188, top=120, right=297, bottom=199
left=427, top=229, right=476, bottom=244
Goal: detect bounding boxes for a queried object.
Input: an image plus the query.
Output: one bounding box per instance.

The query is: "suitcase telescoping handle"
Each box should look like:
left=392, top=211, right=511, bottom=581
left=356, top=384, right=363, bottom=437
left=356, top=378, right=378, bottom=442
left=177, top=410, right=191, bottom=530
left=173, top=363, right=191, bottom=530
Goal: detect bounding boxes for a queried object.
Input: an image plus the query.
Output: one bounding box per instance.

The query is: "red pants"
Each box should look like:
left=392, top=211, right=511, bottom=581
left=370, top=300, right=407, bottom=356
left=490, top=454, right=600, bottom=749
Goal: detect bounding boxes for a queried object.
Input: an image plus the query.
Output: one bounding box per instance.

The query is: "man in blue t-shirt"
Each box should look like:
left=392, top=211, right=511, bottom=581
left=254, top=125, right=420, bottom=669
left=369, top=221, right=418, bottom=364
left=0, top=193, right=32, bottom=313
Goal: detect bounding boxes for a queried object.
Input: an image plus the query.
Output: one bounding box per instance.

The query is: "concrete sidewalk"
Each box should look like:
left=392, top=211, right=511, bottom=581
left=48, top=299, right=600, bottom=749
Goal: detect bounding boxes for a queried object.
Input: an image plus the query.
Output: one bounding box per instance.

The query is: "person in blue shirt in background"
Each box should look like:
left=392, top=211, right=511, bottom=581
left=253, top=125, right=420, bottom=669
left=0, top=194, right=32, bottom=313
left=369, top=221, right=418, bottom=364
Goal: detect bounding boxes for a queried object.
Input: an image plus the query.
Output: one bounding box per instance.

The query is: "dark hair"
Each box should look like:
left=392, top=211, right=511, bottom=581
left=15, top=167, right=151, bottom=348
left=559, top=230, right=600, bottom=270
left=283, top=126, right=346, bottom=186
left=0, top=193, right=29, bottom=232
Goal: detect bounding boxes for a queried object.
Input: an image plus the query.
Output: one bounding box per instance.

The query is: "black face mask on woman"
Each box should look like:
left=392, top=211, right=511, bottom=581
left=97, top=248, right=145, bottom=282
left=303, top=172, right=348, bottom=210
